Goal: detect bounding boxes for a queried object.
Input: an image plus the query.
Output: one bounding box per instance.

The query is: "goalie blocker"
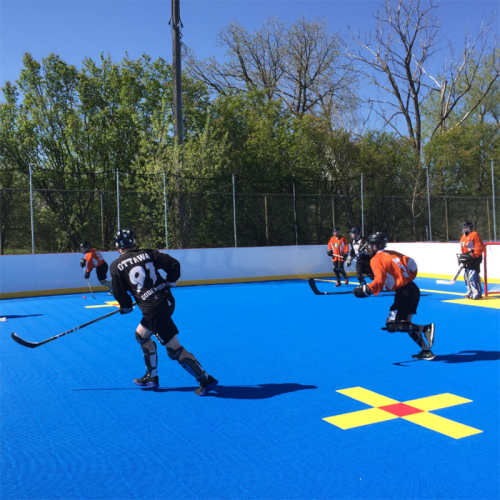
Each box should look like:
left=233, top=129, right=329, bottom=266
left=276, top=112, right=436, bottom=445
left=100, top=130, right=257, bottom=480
left=353, top=232, right=436, bottom=361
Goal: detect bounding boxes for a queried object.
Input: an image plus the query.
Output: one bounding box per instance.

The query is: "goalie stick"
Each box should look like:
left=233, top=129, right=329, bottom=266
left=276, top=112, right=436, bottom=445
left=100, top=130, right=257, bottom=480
left=436, top=264, right=465, bottom=285
left=11, top=302, right=137, bottom=349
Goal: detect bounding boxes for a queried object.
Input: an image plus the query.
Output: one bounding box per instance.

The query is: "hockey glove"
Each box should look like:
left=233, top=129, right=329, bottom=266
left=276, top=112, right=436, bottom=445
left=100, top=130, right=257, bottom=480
left=120, top=306, right=134, bottom=315
left=343, top=253, right=348, bottom=262
left=84, top=271, right=91, bottom=279
left=353, top=285, right=372, bottom=298
left=80, top=258, right=86, bottom=268
left=326, top=249, right=333, bottom=257
left=346, top=258, right=352, bottom=267
left=458, top=252, right=474, bottom=264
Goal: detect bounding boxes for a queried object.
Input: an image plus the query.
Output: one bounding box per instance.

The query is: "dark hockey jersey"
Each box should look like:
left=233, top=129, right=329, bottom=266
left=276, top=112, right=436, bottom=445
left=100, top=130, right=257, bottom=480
left=110, top=249, right=181, bottom=319
left=349, top=237, right=371, bottom=262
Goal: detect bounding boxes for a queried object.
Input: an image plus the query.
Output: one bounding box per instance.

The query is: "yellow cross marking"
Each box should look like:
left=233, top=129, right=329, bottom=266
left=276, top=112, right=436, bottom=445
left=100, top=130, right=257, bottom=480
left=323, top=387, right=482, bottom=439
left=85, top=301, right=120, bottom=309
left=443, top=297, right=500, bottom=309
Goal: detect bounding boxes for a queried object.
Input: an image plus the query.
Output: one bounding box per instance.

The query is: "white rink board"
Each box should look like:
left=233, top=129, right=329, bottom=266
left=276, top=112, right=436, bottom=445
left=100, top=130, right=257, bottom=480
left=0, top=242, right=483, bottom=297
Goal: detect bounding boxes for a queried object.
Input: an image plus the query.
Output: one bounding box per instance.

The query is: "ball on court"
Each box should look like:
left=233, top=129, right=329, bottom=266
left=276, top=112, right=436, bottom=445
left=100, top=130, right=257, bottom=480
left=83, top=296, right=86, bottom=299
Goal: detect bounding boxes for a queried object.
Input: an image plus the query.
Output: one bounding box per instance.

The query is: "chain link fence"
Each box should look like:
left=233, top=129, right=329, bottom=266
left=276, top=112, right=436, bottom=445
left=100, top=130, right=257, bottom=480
left=1, top=187, right=498, bottom=254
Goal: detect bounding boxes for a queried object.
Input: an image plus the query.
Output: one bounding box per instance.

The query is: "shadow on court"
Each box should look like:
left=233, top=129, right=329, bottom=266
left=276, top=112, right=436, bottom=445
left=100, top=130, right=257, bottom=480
left=1, top=314, right=44, bottom=319
left=74, top=383, right=318, bottom=399
left=393, top=350, right=500, bottom=366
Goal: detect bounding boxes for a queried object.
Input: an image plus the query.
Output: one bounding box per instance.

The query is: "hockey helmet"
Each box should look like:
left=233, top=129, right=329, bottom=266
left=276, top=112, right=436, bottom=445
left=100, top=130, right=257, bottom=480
left=349, top=226, right=361, bottom=239
left=114, top=228, right=137, bottom=249
left=79, top=242, right=90, bottom=253
left=461, top=221, right=473, bottom=235
left=366, top=232, right=387, bottom=256
left=332, top=226, right=341, bottom=237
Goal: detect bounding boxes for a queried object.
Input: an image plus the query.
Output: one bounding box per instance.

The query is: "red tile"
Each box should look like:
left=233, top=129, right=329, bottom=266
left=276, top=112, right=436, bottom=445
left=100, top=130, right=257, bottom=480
left=379, top=403, right=424, bottom=417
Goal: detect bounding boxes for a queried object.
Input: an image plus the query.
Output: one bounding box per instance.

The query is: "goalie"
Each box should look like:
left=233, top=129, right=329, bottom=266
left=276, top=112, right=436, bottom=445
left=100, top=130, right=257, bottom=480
left=353, top=232, right=436, bottom=361
left=458, top=221, right=485, bottom=300
left=346, top=226, right=373, bottom=286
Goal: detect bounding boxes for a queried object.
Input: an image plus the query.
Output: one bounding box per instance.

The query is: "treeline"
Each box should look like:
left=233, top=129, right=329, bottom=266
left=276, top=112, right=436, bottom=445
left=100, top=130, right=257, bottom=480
left=1, top=0, right=499, bottom=250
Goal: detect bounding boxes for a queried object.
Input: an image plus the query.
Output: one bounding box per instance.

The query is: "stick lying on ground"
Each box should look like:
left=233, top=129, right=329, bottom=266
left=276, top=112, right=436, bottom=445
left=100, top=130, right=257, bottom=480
left=11, top=303, right=137, bottom=349
left=436, top=264, right=464, bottom=285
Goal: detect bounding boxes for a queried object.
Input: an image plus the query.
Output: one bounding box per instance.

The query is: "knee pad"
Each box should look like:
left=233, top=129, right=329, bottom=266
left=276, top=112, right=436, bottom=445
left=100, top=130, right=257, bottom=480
left=167, top=346, right=184, bottom=360
left=135, top=331, right=151, bottom=345
left=385, top=321, right=420, bottom=334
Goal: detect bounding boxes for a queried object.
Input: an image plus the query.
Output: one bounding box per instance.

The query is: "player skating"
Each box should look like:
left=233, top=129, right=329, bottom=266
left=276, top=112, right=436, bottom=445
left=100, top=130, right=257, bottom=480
left=326, top=227, right=349, bottom=287
left=110, top=228, right=218, bottom=395
left=353, top=232, right=436, bottom=361
left=79, top=242, right=113, bottom=293
left=346, top=226, right=373, bottom=286
left=458, top=221, right=485, bottom=300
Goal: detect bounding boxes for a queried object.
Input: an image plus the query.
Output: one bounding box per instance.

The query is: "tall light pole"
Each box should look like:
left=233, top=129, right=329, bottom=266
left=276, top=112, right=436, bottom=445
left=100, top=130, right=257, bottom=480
left=171, top=0, right=183, bottom=148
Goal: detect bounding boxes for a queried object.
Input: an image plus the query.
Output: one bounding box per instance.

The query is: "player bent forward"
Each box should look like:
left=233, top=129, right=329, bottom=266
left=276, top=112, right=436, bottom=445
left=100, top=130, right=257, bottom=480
left=110, top=228, right=218, bottom=395
left=353, top=232, right=436, bottom=361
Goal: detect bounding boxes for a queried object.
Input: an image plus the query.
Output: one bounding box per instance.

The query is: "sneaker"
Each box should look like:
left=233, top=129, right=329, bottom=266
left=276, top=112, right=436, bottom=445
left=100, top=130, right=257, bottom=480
left=133, top=373, right=159, bottom=388
left=344, top=278, right=349, bottom=285
left=423, top=323, right=435, bottom=349
left=194, top=375, right=218, bottom=396
left=412, top=350, right=435, bottom=361
left=335, top=281, right=341, bottom=287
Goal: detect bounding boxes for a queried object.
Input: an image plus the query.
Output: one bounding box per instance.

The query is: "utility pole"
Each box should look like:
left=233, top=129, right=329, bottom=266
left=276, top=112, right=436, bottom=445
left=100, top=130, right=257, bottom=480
left=171, top=0, right=183, bottom=148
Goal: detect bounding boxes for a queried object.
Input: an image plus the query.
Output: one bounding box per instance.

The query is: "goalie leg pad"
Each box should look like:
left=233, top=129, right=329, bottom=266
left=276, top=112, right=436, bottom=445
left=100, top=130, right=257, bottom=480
left=167, top=346, right=207, bottom=381
left=465, top=269, right=482, bottom=299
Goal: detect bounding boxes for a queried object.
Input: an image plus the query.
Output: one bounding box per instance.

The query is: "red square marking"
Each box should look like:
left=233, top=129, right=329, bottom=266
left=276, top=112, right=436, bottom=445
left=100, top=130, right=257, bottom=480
left=379, top=403, right=424, bottom=417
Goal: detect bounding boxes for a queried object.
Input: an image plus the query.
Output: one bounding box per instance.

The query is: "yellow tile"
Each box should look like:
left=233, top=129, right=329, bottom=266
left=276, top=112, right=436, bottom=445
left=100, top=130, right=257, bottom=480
left=443, top=297, right=500, bottom=309
left=337, top=387, right=399, bottom=407
left=404, top=393, right=472, bottom=412
left=420, top=289, right=464, bottom=296
left=403, top=412, right=482, bottom=439
left=323, top=408, right=398, bottom=429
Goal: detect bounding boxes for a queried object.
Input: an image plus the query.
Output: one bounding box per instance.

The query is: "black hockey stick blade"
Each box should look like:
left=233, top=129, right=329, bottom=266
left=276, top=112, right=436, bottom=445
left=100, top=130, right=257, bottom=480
left=308, top=278, right=355, bottom=295
left=11, top=302, right=137, bottom=349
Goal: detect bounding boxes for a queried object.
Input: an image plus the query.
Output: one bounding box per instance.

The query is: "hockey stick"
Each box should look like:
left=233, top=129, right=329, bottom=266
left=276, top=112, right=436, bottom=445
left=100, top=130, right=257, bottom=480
left=307, top=278, right=392, bottom=296
left=436, top=264, right=465, bottom=285
left=86, top=279, right=96, bottom=299
left=11, top=302, right=137, bottom=349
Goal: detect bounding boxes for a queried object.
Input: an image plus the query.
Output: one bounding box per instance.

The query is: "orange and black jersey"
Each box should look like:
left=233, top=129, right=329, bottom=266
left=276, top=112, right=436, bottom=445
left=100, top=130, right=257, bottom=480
left=110, top=249, right=180, bottom=319
left=327, top=235, right=349, bottom=262
left=460, top=231, right=485, bottom=258
left=368, top=250, right=418, bottom=296
left=83, top=248, right=106, bottom=273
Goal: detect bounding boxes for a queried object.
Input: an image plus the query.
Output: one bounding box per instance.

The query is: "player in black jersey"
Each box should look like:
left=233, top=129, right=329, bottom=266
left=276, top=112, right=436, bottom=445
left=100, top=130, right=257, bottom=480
left=346, top=227, right=374, bottom=286
left=110, top=228, right=218, bottom=395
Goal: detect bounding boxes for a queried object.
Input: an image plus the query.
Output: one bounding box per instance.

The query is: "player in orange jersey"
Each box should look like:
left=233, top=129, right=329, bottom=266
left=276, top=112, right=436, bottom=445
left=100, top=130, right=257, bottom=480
left=353, top=232, right=436, bottom=361
left=326, top=227, right=350, bottom=287
left=79, top=242, right=113, bottom=293
left=458, top=221, right=485, bottom=300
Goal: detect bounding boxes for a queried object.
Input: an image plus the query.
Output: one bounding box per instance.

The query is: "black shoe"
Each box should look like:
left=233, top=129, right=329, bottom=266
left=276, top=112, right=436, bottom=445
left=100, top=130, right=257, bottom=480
left=335, top=281, right=341, bottom=287
left=412, top=350, right=435, bottom=361
left=423, top=323, right=435, bottom=349
left=134, top=373, right=159, bottom=388
left=194, top=375, right=218, bottom=396
left=344, top=278, right=349, bottom=285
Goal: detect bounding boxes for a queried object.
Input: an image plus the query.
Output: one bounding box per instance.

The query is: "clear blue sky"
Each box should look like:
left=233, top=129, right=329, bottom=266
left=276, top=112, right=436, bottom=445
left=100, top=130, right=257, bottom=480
left=0, top=0, right=498, bottom=89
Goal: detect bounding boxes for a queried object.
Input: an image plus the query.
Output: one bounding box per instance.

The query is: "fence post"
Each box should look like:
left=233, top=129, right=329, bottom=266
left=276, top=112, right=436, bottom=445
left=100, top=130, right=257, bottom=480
left=361, top=173, right=364, bottom=236
left=30, top=165, right=35, bottom=254
left=232, top=173, right=237, bottom=247
left=264, top=195, right=269, bottom=245
left=101, top=192, right=105, bottom=249
left=293, top=175, right=298, bottom=245
left=163, top=170, right=169, bottom=250
left=487, top=198, right=491, bottom=242
left=492, top=159, right=497, bottom=241
left=0, top=189, right=2, bottom=255
left=332, top=196, right=335, bottom=228
left=116, top=169, right=121, bottom=230
left=426, top=167, right=432, bottom=241
left=445, top=197, right=449, bottom=242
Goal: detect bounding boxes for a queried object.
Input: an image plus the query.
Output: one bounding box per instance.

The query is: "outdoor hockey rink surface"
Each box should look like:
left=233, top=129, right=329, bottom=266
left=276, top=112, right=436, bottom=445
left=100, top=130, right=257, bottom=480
left=1, top=277, right=499, bottom=500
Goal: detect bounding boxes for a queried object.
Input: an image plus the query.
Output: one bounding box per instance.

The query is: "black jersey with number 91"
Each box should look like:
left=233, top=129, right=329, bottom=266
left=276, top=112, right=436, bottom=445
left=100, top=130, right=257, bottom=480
left=110, top=249, right=181, bottom=319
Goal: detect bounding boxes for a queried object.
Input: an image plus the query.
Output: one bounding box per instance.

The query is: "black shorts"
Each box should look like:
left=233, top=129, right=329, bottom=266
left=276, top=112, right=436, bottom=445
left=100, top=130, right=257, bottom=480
left=140, top=304, right=179, bottom=345
left=96, top=262, right=109, bottom=281
left=389, top=281, right=420, bottom=320
left=356, top=259, right=373, bottom=278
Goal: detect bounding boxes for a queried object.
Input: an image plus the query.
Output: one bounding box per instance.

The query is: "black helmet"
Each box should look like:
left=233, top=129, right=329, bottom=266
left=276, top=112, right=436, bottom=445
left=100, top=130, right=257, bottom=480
left=366, top=232, right=387, bottom=249
left=350, top=226, right=361, bottom=239
left=461, top=221, right=473, bottom=234
left=114, top=228, right=137, bottom=249
left=332, top=226, right=341, bottom=236
left=79, top=242, right=90, bottom=253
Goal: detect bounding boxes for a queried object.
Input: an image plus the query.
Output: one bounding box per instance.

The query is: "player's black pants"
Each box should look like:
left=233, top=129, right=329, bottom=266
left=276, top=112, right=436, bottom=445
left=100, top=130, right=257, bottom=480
left=96, top=262, right=109, bottom=281
left=389, top=281, right=420, bottom=320
left=356, top=259, right=373, bottom=284
left=332, top=260, right=346, bottom=279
